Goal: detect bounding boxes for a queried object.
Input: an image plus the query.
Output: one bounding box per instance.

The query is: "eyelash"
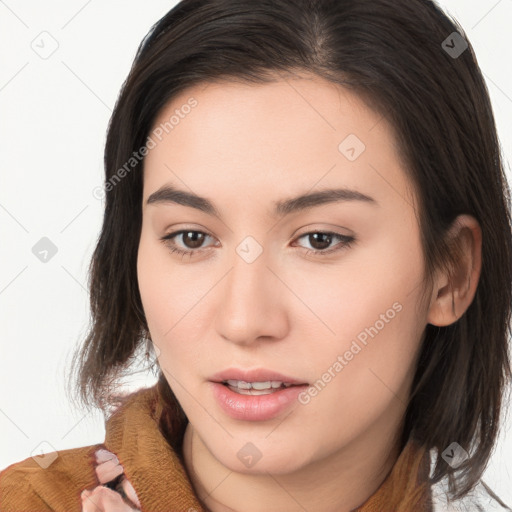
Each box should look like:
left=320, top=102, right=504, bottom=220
left=160, top=229, right=355, bottom=259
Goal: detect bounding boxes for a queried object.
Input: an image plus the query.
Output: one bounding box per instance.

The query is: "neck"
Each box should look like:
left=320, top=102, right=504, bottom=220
left=182, top=419, right=403, bottom=512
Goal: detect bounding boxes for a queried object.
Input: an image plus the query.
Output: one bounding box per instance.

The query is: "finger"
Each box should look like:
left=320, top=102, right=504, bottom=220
left=95, top=449, right=119, bottom=465
left=95, top=459, right=124, bottom=483
left=120, top=477, right=141, bottom=508
left=81, top=489, right=100, bottom=512
left=82, top=486, right=135, bottom=512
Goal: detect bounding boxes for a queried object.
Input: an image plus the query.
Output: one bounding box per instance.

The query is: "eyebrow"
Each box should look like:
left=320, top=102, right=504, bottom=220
left=146, top=184, right=378, bottom=218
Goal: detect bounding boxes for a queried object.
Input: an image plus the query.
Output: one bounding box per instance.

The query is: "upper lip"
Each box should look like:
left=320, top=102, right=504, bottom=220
left=209, top=368, right=308, bottom=385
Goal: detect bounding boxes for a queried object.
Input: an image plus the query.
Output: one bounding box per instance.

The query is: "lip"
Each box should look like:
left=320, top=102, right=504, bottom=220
left=209, top=368, right=309, bottom=421
left=210, top=382, right=308, bottom=421
left=209, top=368, right=308, bottom=386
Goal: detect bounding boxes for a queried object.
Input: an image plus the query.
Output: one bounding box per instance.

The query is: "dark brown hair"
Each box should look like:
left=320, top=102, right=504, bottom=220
left=67, top=0, right=512, bottom=499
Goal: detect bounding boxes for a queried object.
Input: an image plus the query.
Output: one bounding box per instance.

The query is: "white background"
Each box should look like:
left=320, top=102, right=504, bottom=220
left=1, top=0, right=511, bottom=505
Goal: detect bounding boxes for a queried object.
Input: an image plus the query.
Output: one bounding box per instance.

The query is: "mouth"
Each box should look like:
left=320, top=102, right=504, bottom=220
left=210, top=368, right=309, bottom=395
left=209, top=369, right=310, bottom=421
left=220, top=379, right=302, bottom=395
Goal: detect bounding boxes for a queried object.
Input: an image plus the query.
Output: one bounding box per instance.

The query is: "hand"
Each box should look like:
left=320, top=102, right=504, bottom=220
left=81, top=448, right=142, bottom=511
left=81, top=486, right=140, bottom=512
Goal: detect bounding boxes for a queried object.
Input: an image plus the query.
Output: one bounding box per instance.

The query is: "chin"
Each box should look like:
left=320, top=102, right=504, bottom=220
left=209, top=438, right=315, bottom=475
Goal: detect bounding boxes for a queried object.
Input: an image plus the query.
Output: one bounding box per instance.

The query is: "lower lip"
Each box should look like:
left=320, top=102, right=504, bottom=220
left=210, top=382, right=309, bottom=421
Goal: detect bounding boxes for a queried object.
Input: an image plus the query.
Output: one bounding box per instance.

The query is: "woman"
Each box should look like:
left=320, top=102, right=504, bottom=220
left=1, top=0, right=511, bottom=510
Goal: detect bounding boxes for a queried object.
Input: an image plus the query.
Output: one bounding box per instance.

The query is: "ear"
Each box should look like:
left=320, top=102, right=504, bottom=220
left=427, top=214, right=482, bottom=326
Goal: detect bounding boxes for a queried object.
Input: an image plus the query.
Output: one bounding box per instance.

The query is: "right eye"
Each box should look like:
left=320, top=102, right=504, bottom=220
left=160, top=230, right=217, bottom=257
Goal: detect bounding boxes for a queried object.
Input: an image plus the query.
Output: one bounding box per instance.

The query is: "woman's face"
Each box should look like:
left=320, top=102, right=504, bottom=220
left=137, top=74, right=430, bottom=473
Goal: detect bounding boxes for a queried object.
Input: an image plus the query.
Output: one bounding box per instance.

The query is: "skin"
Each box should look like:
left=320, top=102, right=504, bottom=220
left=137, top=73, right=482, bottom=512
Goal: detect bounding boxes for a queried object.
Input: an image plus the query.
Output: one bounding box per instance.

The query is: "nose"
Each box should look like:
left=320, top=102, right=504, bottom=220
left=214, top=245, right=289, bottom=347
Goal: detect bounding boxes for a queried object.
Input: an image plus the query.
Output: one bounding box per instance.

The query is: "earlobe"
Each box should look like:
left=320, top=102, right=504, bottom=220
left=426, top=215, right=482, bottom=327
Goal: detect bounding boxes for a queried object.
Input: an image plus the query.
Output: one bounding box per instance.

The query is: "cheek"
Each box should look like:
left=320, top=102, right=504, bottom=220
left=294, top=234, right=426, bottom=439
left=300, top=299, right=423, bottom=448
left=290, top=225, right=424, bottom=350
left=137, top=234, right=169, bottom=333
left=137, top=231, right=187, bottom=346
left=136, top=231, right=212, bottom=369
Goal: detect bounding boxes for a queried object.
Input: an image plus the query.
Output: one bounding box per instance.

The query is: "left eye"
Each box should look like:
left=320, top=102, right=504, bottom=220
left=293, top=231, right=355, bottom=255
left=160, top=230, right=355, bottom=258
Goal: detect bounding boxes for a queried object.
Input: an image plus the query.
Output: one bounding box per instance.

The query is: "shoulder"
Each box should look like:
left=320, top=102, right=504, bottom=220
left=0, top=443, right=102, bottom=512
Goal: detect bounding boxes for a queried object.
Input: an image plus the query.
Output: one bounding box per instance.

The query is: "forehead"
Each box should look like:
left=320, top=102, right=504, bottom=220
left=142, top=75, right=416, bottom=214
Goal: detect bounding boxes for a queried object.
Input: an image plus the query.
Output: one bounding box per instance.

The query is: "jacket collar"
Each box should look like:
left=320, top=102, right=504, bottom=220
left=102, top=384, right=206, bottom=511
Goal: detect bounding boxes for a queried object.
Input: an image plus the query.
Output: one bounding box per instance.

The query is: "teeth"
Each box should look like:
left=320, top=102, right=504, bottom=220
left=252, top=381, right=272, bottom=390
left=226, top=379, right=252, bottom=389
left=224, top=379, right=294, bottom=391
